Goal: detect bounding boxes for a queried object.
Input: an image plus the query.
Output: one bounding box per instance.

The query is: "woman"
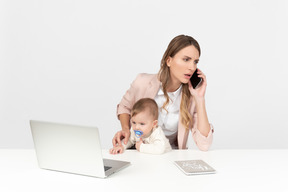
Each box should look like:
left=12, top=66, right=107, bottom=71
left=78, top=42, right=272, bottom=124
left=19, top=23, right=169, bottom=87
left=112, top=34, right=214, bottom=151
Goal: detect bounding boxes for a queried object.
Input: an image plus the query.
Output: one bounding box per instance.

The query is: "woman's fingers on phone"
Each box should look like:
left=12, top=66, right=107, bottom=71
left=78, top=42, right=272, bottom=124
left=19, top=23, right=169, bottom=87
left=197, top=69, right=204, bottom=75
left=196, top=69, right=206, bottom=80
left=198, top=74, right=206, bottom=80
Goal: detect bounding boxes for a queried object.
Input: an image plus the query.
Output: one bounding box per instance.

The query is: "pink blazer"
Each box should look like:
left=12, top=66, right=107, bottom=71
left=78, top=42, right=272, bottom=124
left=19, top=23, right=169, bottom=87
left=117, top=73, right=213, bottom=151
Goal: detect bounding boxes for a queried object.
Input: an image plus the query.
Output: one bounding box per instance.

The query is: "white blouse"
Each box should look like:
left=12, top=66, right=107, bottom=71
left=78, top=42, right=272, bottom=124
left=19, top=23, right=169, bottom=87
left=154, top=85, right=182, bottom=147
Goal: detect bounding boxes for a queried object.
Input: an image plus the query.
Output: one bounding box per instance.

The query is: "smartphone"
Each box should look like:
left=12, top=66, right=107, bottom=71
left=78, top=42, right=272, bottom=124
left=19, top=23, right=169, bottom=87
left=190, top=69, right=202, bottom=89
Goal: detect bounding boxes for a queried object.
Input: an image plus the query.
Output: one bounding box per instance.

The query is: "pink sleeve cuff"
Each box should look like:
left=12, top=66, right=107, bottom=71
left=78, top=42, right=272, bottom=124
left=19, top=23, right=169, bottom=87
left=193, top=124, right=214, bottom=151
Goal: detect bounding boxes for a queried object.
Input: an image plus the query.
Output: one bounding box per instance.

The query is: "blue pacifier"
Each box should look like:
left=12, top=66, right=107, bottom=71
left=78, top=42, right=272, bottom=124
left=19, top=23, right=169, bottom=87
left=134, top=130, right=143, bottom=138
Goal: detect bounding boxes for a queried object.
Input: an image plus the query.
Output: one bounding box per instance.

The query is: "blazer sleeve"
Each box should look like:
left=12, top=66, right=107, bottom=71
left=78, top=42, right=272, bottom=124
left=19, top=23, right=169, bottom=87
left=116, top=75, right=139, bottom=118
left=116, top=73, right=153, bottom=118
left=191, top=111, right=214, bottom=151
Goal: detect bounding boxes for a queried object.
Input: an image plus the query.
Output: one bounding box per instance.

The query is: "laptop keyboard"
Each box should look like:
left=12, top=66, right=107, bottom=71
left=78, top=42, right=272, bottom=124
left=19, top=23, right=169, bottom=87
left=104, top=166, right=112, bottom=171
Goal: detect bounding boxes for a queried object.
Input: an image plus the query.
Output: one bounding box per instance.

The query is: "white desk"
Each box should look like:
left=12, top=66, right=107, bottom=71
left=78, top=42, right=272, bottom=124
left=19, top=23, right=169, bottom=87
left=0, top=149, right=287, bottom=192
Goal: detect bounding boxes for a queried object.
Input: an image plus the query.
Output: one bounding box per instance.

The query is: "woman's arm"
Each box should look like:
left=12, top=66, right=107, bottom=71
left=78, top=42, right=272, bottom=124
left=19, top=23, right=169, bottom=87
left=194, top=98, right=211, bottom=137
left=189, top=69, right=213, bottom=138
left=119, top=113, right=131, bottom=132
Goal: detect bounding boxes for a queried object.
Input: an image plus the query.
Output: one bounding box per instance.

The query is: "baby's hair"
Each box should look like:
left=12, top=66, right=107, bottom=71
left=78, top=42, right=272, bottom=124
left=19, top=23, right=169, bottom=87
left=131, top=98, right=158, bottom=120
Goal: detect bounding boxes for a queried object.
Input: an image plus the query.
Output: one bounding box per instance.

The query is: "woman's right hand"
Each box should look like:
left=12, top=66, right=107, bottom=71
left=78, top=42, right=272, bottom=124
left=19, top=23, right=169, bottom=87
left=112, top=129, right=130, bottom=147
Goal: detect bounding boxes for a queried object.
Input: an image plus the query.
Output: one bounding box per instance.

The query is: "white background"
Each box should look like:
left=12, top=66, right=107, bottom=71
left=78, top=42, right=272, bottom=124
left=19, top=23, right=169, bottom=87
left=1, top=0, right=287, bottom=149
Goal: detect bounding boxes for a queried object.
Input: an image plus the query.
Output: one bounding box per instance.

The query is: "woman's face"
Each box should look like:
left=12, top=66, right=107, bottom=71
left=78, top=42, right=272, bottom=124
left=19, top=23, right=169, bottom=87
left=167, top=45, right=200, bottom=86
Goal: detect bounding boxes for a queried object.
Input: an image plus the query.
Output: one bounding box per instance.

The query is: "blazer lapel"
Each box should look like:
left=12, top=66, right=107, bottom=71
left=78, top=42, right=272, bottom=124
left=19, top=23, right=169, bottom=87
left=144, top=74, right=161, bottom=98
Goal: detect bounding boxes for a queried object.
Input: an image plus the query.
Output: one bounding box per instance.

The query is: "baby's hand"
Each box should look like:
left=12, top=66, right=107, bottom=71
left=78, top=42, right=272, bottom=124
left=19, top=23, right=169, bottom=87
left=136, top=138, right=143, bottom=151
left=109, top=145, right=124, bottom=155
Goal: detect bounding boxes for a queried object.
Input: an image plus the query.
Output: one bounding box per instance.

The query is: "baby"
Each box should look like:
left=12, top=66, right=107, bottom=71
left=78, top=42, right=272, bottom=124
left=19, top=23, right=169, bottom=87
left=110, top=98, right=172, bottom=155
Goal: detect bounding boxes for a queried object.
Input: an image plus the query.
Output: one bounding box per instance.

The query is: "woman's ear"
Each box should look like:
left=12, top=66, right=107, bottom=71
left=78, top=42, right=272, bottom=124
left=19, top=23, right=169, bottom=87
left=166, top=56, right=172, bottom=67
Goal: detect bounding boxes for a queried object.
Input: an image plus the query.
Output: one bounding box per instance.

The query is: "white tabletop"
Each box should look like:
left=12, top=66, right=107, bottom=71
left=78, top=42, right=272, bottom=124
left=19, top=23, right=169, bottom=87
left=0, top=149, right=287, bottom=192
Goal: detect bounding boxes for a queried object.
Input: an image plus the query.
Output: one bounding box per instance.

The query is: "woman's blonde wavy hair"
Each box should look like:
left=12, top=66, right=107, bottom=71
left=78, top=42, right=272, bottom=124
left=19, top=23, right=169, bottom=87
left=158, top=35, right=201, bottom=129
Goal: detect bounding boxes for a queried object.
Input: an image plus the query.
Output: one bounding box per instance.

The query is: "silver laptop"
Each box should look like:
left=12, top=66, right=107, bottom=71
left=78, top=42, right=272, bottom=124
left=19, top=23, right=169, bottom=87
left=30, top=120, right=130, bottom=178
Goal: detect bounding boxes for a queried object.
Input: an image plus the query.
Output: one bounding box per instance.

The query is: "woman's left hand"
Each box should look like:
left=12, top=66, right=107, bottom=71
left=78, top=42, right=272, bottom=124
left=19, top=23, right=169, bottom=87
left=188, top=68, right=207, bottom=100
